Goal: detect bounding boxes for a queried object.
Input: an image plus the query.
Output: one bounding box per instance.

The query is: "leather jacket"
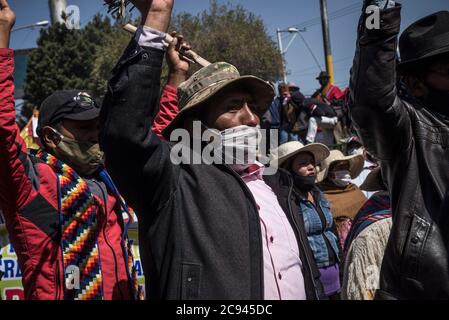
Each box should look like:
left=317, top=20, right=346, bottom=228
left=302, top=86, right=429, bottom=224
left=350, top=4, right=449, bottom=299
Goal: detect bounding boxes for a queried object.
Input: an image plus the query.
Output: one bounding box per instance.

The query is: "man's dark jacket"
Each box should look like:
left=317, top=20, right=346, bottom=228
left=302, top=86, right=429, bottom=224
left=100, top=38, right=325, bottom=300
left=350, top=4, right=449, bottom=299
left=267, top=91, right=305, bottom=129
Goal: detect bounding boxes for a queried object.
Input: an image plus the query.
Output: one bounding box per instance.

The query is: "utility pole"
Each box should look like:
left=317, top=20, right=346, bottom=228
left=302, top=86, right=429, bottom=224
left=276, top=29, right=287, bottom=84
left=319, top=0, right=335, bottom=84
left=276, top=27, right=305, bottom=84
left=49, top=0, right=67, bottom=25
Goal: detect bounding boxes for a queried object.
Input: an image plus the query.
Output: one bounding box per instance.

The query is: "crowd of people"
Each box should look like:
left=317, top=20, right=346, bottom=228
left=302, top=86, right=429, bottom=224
left=1, top=0, right=449, bottom=300
left=264, top=71, right=348, bottom=148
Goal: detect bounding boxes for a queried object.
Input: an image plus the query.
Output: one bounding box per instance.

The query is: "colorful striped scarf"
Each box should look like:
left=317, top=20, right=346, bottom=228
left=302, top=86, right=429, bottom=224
left=37, top=151, right=103, bottom=300
left=37, top=151, right=143, bottom=300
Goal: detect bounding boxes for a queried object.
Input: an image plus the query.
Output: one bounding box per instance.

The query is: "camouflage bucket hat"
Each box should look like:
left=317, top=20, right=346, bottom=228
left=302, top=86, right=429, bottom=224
left=162, top=62, right=275, bottom=138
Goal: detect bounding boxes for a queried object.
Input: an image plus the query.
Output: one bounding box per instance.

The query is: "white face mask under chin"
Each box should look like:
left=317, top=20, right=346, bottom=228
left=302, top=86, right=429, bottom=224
left=213, top=125, right=262, bottom=170
left=330, top=170, right=352, bottom=187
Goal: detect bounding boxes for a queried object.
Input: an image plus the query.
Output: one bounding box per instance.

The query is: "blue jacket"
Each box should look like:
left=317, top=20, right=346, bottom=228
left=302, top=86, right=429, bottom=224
left=267, top=97, right=282, bottom=129
left=297, top=188, right=340, bottom=269
left=267, top=91, right=306, bottom=129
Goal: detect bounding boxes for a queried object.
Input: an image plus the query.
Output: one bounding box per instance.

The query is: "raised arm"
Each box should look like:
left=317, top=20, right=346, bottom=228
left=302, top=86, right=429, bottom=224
left=152, top=31, right=190, bottom=139
left=349, top=1, right=412, bottom=161
left=0, top=0, right=34, bottom=210
left=0, top=0, right=13, bottom=47
left=100, top=0, right=176, bottom=213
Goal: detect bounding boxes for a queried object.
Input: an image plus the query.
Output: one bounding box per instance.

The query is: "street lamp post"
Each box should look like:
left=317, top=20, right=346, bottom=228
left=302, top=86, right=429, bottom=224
left=12, top=21, right=50, bottom=33
left=276, top=27, right=306, bottom=83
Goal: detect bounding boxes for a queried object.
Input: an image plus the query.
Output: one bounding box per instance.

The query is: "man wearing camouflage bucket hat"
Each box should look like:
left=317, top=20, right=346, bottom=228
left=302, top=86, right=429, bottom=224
left=101, top=0, right=325, bottom=300
left=162, top=62, right=274, bottom=137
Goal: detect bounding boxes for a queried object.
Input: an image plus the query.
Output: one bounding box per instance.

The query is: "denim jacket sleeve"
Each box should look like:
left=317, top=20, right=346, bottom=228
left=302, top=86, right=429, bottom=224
left=100, top=38, right=179, bottom=215
left=268, top=98, right=281, bottom=129
left=349, top=3, right=412, bottom=161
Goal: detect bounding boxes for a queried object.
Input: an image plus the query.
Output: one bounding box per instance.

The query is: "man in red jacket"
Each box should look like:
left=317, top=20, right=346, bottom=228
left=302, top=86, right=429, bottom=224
left=0, top=0, right=138, bottom=300
left=315, top=71, right=345, bottom=104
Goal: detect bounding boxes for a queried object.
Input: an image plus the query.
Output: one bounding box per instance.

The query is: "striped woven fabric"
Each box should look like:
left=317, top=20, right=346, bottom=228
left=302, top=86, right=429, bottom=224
left=37, top=152, right=104, bottom=300
left=127, top=238, right=143, bottom=300
left=343, top=192, right=392, bottom=255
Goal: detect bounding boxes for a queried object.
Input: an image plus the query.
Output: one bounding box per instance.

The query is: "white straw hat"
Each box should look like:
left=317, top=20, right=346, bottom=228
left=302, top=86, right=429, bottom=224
left=270, top=141, right=330, bottom=169
left=316, top=149, right=364, bottom=183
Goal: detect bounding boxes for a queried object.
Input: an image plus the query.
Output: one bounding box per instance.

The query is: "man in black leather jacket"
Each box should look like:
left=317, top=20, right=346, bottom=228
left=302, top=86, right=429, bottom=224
left=350, top=1, right=449, bottom=299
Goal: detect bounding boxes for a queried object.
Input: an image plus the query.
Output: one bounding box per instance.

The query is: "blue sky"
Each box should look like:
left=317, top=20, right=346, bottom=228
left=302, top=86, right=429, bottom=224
left=8, top=0, right=449, bottom=95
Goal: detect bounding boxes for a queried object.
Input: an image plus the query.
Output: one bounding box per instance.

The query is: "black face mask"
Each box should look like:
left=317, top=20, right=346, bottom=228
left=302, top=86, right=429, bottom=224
left=319, top=79, right=329, bottom=87
left=424, top=88, right=449, bottom=117
left=293, top=174, right=316, bottom=193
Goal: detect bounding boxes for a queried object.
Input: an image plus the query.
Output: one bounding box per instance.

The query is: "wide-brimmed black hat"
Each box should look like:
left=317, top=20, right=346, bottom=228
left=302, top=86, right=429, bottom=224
left=398, top=11, right=449, bottom=73
left=316, top=71, right=330, bottom=80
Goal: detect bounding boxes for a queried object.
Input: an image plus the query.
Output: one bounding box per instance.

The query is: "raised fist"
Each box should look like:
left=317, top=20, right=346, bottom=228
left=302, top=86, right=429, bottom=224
left=0, top=0, right=15, bottom=48
left=0, top=0, right=15, bottom=31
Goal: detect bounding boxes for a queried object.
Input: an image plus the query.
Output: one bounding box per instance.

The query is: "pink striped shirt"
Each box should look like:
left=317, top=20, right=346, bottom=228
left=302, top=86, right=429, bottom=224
left=241, top=163, right=306, bottom=300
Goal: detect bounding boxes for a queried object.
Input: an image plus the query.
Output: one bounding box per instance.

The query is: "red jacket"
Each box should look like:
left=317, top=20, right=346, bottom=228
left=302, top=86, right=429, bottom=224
left=322, top=84, right=344, bottom=102
left=151, top=84, right=179, bottom=140
left=321, top=83, right=344, bottom=103
left=0, top=49, right=131, bottom=300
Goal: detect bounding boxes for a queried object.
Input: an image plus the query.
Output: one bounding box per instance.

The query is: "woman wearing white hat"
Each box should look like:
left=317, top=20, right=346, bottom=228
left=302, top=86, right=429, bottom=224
left=272, top=141, right=342, bottom=299
left=316, top=150, right=367, bottom=251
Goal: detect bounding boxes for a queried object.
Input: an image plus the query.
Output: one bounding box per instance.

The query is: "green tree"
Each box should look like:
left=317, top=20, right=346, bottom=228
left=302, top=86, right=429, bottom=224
left=172, top=0, right=283, bottom=81
left=23, top=15, right=118, bottom=108
left=25, top=1, right=283, bottom=112
left=90, top=0, right=283, bottom=90
left=89, top=25, right=132, bottom=96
